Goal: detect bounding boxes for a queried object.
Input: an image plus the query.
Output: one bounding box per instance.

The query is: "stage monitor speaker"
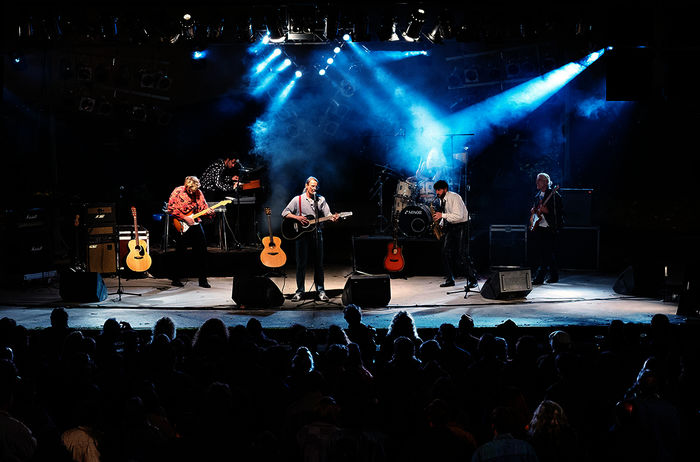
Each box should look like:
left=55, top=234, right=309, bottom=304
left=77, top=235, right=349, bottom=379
left=341, top=274, right=391, bottom=307
left=87, top=242, right=117, bottom=273
left=232, top=276, right=284, bottom=309
left=612, top=264, right=665, bottom=298
left=59, top=272, right=108, bottom=302
left=481, top=269, right=532, bottom=300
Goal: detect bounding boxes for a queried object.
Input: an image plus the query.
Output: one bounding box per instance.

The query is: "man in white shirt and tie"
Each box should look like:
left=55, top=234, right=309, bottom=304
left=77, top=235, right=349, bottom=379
left=432, top=180, right=477, bottom=288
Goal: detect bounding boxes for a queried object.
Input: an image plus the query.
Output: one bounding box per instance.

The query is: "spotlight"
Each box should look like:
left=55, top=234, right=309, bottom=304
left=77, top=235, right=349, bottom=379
left=343, top=33, right=351, bottom=41
left=319, top=69, right=326, bottom=75
left=334, top=46, right=341, bottom=53
left=426, top=10, right=453, bottom=44
left=378, top=17, right=399, bottom=41
left=192, top=50, right=207, bottom=60
left=78, top=97, right=95, bottom=112
left=267, top=10, right=286, bottom=43
left=403, top=8, right=425, bottom=42
left=295, top=70, right=302, bottom=78
left=327, top=57, right=334, bottom=64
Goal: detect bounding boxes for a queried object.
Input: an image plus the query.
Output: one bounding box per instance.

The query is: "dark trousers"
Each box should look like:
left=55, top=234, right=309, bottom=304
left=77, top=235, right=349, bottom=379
left=173, top=224, right=208, bottom=279
left=441, top=223, right=464, bottom=282
left=295, top=231, right=324, bottom=293
left=531, top=227, right=558, bottom=280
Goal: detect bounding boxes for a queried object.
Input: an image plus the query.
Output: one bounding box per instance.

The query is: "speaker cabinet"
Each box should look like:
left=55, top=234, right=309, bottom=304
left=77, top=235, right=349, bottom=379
left=341, top=274, right=391, bottom=307
left=87, top=242, right=117, bottom=273
left=559, top=189, right=593, bottom=226
left=481, top=269, right=532, bottom=300
left=613, top=264, right=665, bottom=298
left=489, top=225, right=527, bottom=267
left=232, top=276, right=284, bottom=309
left=59, top=272, right=108, bottom=302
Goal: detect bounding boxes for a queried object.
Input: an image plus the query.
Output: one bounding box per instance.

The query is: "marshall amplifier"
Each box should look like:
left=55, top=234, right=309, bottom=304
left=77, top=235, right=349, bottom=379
left=84, top=203, right=116, bottom=227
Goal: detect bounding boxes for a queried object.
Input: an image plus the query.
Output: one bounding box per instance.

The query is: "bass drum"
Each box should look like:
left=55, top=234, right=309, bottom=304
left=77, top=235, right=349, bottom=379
left=398, top=204, right=432, bottom=237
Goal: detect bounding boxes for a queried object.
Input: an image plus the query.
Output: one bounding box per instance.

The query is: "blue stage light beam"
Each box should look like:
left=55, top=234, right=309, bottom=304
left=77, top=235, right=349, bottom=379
left=255, top=48, right=282, bottom=74
left=345, top=40, right=449, bottom=169
left=192, top=50, right=208, bottom=60
left=276, top=58, right=292, bottom=72
left=444, top=48, right=608, bottom=149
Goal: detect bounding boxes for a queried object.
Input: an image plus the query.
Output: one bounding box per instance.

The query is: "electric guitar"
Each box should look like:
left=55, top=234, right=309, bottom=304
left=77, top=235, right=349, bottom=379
left=529, top=185, right=560, bottom=231
left=172, top=199, right=232, bottom=234
left=260, top=207, right=287, bottom=268
left=281, top=212, right=353, bottom=240
left=126, top=206, right=152, bottom=272
left=383, top=213, right=405, bottom=272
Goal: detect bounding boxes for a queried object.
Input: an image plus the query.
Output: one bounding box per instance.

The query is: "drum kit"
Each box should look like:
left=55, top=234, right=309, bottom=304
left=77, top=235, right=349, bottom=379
left=392, top=176, right=438, bottom=238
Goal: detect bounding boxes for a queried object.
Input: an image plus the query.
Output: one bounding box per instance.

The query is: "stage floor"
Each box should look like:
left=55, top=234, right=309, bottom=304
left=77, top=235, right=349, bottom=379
left=0, top=266, right=689, bottom=330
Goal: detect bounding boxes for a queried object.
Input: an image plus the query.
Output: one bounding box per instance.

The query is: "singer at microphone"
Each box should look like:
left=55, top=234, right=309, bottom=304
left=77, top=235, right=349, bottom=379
left=281, top=175, right=339, bottom=303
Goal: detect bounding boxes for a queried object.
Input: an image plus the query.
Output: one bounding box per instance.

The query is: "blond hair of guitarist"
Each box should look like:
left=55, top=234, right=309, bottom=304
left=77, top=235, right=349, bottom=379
left=167, top=176, right=214, bottom=288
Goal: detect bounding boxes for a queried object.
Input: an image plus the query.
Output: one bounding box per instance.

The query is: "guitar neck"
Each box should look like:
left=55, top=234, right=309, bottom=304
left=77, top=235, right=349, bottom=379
left=311, top=215, right=336, bottom=225
left=133, top=216, right=140, bottom=241
left=192, top=203, right=224, bottom=219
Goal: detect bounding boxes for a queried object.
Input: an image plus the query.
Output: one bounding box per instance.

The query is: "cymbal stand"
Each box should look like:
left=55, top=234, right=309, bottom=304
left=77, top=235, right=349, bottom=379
left=369, top=170, right=389, bottom=234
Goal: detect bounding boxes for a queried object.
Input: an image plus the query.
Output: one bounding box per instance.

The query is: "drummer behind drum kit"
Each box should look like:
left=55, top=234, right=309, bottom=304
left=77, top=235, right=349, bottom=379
left=393, top=177, right=440, bottom=238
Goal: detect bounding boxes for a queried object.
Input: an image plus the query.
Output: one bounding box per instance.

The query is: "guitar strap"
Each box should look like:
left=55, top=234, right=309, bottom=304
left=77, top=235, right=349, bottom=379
left=298, top=195, right=302, bottom=215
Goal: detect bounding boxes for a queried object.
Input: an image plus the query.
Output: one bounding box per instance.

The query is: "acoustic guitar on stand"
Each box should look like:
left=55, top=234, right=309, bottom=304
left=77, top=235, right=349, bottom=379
left=260, top=207, right=287, bottom=268
left=172, top=199, right=232, bottom=234
left=383, top=212, right=405, bottom=272
left=529, top=185, right=559, bottom=231
left=126, top=206, right=152, bottom=272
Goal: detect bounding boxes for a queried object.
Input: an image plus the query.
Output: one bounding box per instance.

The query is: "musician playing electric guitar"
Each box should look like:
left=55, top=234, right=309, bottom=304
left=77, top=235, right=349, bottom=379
left=282, top=176, right=338, bottom=302
left=529, top=173, right=564, bottom=285
left=166, top=176, right=215, bottom=288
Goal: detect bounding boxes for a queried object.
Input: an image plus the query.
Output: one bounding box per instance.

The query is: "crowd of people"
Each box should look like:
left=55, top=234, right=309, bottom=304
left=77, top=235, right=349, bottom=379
left=1, top=308, right=697, bottom=462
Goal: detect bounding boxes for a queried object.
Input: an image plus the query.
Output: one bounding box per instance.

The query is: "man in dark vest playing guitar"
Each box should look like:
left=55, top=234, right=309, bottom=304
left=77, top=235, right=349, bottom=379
left=282, top=176, right=338, bottom=302
left=167, top=176, right=215, bottom=288
left=529, top=172, right=564, bottom=285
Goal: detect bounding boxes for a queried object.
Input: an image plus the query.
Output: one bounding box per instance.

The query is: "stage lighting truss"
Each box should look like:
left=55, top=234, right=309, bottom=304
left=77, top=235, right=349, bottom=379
left=286, top=4, right=327, bottom=42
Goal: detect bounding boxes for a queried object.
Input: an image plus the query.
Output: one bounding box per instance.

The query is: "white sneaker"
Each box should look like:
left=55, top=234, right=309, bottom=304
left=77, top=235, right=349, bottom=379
left=292, top=292, right=303, bottom=302
left=318, top=290, right=330, bottom=302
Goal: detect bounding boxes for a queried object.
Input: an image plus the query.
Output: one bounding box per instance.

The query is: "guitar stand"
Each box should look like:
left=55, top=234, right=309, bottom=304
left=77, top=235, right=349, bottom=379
left=109, top=236, right=140, bottom=301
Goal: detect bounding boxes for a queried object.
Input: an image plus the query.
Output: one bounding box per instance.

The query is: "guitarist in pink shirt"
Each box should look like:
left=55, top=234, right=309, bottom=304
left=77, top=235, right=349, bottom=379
left=530, top=173, right=564, bottom=285
left=167, top=176, right=215, bottom=288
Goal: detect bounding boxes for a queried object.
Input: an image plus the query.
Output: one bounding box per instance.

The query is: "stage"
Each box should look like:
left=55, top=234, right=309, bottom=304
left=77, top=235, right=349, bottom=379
left=0, top=265, right=688, bottom=331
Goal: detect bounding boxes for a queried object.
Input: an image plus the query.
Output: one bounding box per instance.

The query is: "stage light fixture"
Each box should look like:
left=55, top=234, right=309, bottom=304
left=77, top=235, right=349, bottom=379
left=131, top=105, right=147, bottom=122
left=426, top=10, right=453, bottom=44
left=403, top=8, right=425, bottom=42
left=327, top=57, right=334, bottom=64
left=78, top=96, right=95, bottom=112
left=377, top=17, right=399, bottom=41
left=334, top=46, right=341, bottom=53
left=267, top=10, right=287, bottom=43
left=295, top=70, right=302, bottom=78
left=343, top=33, right=351, bottom=41
left=319, top=69, right=326, bottom=75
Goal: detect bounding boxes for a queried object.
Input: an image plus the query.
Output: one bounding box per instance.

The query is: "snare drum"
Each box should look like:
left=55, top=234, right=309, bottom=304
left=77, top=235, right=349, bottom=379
left=398, top=204, right=432, bottom=237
